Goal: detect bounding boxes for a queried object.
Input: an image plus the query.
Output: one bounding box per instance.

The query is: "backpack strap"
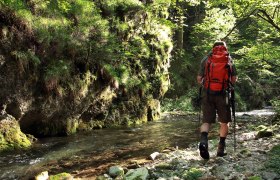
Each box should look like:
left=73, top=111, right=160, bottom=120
left=205, top=54, right=212, bottom=95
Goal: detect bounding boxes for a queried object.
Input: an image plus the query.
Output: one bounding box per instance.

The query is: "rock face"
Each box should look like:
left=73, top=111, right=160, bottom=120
left=0, top=1, right=172, bottom=149
left=0, top=114, right=32, bottom=151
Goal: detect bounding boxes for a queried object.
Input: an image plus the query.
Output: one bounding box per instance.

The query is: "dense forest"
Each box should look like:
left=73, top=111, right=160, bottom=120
left=164, top=0, right=280, bottom=113
left=0, top=0, right=279, bottom=178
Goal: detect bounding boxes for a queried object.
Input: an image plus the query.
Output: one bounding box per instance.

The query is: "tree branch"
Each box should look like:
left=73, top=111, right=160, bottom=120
left=258, top=9, right=280, bottom=32
left=272, top=6, right=278, bottom=19
left=222, top=9, right=258, bottom=40
left=256, top=13, right=269, bottom=22
left=262, top=59, right=280, bottom=68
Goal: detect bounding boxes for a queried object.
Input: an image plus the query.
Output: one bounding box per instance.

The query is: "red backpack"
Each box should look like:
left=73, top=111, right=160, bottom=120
left=204, top=45, right=232, bottom=93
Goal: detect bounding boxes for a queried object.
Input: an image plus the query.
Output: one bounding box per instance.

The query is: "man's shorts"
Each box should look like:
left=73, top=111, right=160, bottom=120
left=202, top=92, right=232, bottom=123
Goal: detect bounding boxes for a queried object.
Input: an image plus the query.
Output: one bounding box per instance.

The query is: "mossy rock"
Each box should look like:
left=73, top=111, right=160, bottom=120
left=147, top=99, right=161, bottom=121
left=0, top=115, right=32, bottom=151
left=66, top=118, right=79, bottom=135
left=108, top=166, right=124, bottom=177
left=257, top=129, right=273, bottom=139
left=49, top=172, right=73, bottom=180
left=256, top=125, right=268, bottom=131
left=155, top=162, right=173, bottom=170
left=77, top=120, right=104, bottom=131
left=240, top=148, right=252, bottom=157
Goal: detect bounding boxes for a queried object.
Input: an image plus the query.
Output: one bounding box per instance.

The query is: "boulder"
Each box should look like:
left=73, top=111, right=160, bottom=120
left=35, top=171, right=48, bottom=180
left=49, top=172, right=73, bottom=180
left=257, top=129, right=273, bottom=139
left=0, top=114, right=32, bottom=151
left=108, top=166, right=124, bottom=177
left=125, top=167, right=149, bottom=180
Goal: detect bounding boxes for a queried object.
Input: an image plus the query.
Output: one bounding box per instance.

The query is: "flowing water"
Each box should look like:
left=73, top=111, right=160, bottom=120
left=0, top=108, right=275, bottom=179
left=0, top=114, right=199, bottom=179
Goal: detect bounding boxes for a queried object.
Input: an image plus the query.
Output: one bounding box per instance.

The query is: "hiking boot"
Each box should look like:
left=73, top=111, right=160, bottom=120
left=199, top=142, right=209, bottom=160
left=217, top=143, right=227, bottom=157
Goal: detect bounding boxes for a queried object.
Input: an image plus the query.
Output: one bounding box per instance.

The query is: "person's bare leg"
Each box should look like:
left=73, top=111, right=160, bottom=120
left=220, top=123, right=228, bottom=137
left=220, top=122, right=229, bottom=137
left=200, top=123, right=211, bottom=133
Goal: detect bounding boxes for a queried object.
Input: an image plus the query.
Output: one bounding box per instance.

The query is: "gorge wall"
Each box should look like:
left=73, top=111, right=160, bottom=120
left=0, top=0, right=173, bottom=150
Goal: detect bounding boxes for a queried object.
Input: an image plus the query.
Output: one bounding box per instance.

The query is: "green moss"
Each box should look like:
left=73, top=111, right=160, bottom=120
left=135, top=114, right=148, bottom=125
left=247, top=176, right=262, bottom=180
left=0, top=119, right=32, bottom=152
left=1, top=0, right=173, bottom=134
left=155, top=163, right=173, bottom=170
left=45, top=60, right=70, bottom=81
left=182, top=168, right=203, bottom=180
left=78, top=120, right=105, bottom=131
left=66, top=118, right=79, bottom=135
left=49, top=172, right=72, bottom=180
left=256, top=125, right=268, bottom=131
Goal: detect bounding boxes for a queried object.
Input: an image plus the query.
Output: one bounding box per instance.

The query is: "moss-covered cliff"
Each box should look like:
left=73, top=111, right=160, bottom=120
left=0, top=0, right=173, bottom=150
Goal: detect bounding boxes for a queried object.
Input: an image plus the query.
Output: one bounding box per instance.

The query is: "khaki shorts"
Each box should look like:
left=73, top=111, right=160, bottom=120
left=202, top=92, right=232, bottom=123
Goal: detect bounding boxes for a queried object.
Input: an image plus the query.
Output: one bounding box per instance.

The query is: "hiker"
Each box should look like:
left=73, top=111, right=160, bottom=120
left=196, top=41, right=237, bottom=159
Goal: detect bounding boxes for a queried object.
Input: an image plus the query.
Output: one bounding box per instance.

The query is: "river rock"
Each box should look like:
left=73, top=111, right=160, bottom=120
left=257, top=129, right=274, bottom=139
left=35, top=171, right=48, bottom=180
left=96, top=174, right=112, bottom=180
left=149, top=152, right=160, bottom=160
left=239, top=132, right=257, bottom=141
left=49, top=172, right=73, bottom=180
left=0, top=114, right=32, bottom=151
left=125, top=167, right=149, bottom=180
left=261, top=171, right=279, bottom=180
left=108, top=166, right=124, bottom=177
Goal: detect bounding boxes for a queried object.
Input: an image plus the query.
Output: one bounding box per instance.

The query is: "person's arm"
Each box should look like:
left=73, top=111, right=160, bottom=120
left=197, top=75, right=203, bottom=84
left=229, top=56, right=238, bottom=84
left=197, top=56, right=207, bottom=85
left=231, top=75, right=238, bottom=84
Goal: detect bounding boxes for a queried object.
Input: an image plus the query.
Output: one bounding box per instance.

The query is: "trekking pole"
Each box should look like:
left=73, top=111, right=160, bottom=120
left=227, top=62, right=236, bottom=153
left=231, top=86, right=236, bottom=152
left=197, top=86, right=202, bottom=140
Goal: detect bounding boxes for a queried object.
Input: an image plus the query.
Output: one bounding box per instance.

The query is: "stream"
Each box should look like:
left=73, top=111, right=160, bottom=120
left=0, top=108, right=276, bottom=179
left=0, top=114, right=199, bottom=179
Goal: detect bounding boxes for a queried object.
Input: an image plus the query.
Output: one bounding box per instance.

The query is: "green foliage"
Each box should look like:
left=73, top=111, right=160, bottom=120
left=182, top=168, right=203, bottom=180
left=271, top=99, right=280, bottom=120
left=45, top=60, right=69, bottom=80
left=247, top=176, right=262, bottom=180
left=11, top=50, right=40, bottom=65
left=264, top=144, right=280, bottom=173
left=104, top=64, right=130, bottom=84
left=191, top=6, right=236, bottom=53
left=128, top=36, right=151, bottom=59
left=166, top=50, right=197, bottom=97
left=167, top=0, right=280, bottom=111
left=162, top=88, right=197, bottom=112
left=97, top=0, right=143, bottom=16
left=235, top=40, right=280, bottom=109
left=1, top=0, right=26, bottom=10
left=234, top=92, right=247, bottom=111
